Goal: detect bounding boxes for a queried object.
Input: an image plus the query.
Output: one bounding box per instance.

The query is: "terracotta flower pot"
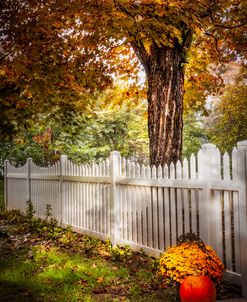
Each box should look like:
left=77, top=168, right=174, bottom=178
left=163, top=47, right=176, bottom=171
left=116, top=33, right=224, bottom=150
left=179, top=275, right=216, bottom=302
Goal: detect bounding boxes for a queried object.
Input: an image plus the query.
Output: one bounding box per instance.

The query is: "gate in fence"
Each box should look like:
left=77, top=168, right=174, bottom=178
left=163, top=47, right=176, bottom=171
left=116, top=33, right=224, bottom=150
left=4, top=141, right=247, bottom=297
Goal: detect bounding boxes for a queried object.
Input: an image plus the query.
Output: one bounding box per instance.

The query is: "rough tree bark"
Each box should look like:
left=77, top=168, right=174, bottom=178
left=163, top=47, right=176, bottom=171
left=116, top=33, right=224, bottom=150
left=132, top=35, right=192, bottom=167
left=147, top=42, right=185, bottom=167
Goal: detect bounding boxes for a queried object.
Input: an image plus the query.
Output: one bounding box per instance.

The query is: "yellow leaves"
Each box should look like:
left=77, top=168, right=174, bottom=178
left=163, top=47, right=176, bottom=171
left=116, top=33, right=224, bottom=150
left=159, top=242, right=224, bottom=284
left=143, top=38, right=152, bottom=54
left=13, top=138, right=24, bottom=145
left=0, top=68, right=6, bottom=76
left=52, top=21, right=62, bottom=29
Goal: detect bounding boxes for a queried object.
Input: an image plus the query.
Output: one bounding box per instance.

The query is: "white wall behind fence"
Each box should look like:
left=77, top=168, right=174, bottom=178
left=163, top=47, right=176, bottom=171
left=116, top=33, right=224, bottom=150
left=4, top=141, right=247, bottom=297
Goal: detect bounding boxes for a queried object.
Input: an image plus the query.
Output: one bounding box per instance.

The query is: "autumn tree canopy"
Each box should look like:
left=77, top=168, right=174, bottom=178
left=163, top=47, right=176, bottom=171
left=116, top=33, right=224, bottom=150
left=0, top=0, right=246, bottom=165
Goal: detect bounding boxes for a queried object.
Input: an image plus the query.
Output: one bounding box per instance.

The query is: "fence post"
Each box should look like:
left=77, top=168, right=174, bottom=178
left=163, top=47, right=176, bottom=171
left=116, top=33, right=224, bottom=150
left=27, top=158, right=32, bottom=202
left=236, top=140, right=247, bottom=298
left=198, top=143, right=221, bottom=247
left=110, top=151, right=121, bottom=247
left=4, top=160, right=9, bottom=209
left=59, top=155, right=67, bottom=226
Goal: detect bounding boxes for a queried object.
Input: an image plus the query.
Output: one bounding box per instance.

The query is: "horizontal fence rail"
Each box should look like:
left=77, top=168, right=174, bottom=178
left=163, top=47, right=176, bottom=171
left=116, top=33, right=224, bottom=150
left=4, top=141, right=247, bottom=297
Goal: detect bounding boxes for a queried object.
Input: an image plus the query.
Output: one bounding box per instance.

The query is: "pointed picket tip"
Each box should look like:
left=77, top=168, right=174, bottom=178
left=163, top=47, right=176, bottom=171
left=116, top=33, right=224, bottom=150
left=170, top=162, right=175, bottom=178
left=84, top=165, right=88, bottom=176
left=223, top=151, right=229, bottom=158
left=190, top=153, right=196, bottom=162
left=157, top=165, right=163, bottom=178
left=232, top=147, right=238, bottom=155
left=189, top=153, right=197, bottom=179
left=135, top=162, right=140, bottom=168
left=145, top=165, right=151, bottom=178
left=121, top=158, right=126, bottom=177
left=223, top=151, right=230, bottom=180
left=183, top=157, right=189, bottom=165
left=135, top=163, right=141, bottom=178
left=231, top=147, right=238, bottom=180
left=140, top=164, right=145, bottom=178
left=101, top=162, right=106, bottom=176
left=163, top=164, right=169, bottom=178
left=95, top=164, right=99, bottom=176
left=151, top=165, right=157, bottom=178
left=105, top=158, right=110, bottom=169
left=176, top=160, right=182, bottom=169
left=122, top=158, right=126, bottom=167
left=176, top=160, right=182, bottom=179
left=182, top=158, right=189, bottom=178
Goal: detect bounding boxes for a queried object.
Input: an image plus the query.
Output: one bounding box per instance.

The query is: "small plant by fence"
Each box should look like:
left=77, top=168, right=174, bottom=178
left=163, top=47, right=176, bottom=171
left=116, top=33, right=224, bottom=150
left=0, top=178, right=4, bottom=209
left=4, top=141, right=247, bottom=297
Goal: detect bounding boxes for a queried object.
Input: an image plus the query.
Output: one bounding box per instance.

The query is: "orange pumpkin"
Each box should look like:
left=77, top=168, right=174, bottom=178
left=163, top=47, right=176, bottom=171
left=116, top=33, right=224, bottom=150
left=179, top=275, right=216, bottom=302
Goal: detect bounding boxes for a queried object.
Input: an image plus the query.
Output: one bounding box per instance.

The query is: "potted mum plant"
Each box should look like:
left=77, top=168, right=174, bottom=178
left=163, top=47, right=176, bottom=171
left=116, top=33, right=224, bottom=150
left=158, top=233, right=224, bottom=302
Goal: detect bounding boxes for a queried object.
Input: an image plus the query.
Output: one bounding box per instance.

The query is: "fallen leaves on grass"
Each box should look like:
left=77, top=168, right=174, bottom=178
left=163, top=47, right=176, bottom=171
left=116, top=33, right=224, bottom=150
left=77, top=278, right=89, bottom=286
left=96, top=276, right=105, bottom=283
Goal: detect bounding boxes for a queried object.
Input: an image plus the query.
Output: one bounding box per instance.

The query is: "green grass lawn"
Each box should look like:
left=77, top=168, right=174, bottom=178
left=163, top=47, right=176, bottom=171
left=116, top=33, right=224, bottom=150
left=0, top=178, right=4, bottom=209
left=0, top=246, right=136, bottom=302
left=0, top=210, right=176, bottom=302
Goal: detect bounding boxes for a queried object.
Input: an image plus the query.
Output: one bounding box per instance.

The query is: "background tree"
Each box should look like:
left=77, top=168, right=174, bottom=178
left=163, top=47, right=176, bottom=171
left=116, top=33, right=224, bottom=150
left=207, top=66, right=247, bottom=152
left=182, top=114, right=209, bottom=158
left=0, top=83, right=149, bottom=169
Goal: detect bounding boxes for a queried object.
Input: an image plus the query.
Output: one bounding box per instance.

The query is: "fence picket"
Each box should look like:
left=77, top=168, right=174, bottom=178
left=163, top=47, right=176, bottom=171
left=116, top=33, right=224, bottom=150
left=170, top=163, right=177, bottom=245
left=212, top=147, right=223, bottom=260
left=131, top=162, right=137, bottom=243
left=176, top=161, right=183, bottom=237
left=141, top=165, right=147, bottom=246
left=182, top=158, right=190, bottom=233
left=157, top=165, right=164, bottom=250
left=163, top=164, right=170, bottom=249
left=145, top=165, right=152, bottom=247
left=223, top=152, right=232, bottom=270
left=190, top=154, right=197, bottom=235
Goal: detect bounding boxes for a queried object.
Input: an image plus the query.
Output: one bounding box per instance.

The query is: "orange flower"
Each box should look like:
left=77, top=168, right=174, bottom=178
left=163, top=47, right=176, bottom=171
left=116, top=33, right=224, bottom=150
left=159, top=242, right=224, bottom=284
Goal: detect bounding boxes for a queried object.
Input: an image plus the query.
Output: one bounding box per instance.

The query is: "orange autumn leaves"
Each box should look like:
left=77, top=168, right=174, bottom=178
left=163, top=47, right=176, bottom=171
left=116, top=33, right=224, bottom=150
left=159, top=242, right=224, bottom=284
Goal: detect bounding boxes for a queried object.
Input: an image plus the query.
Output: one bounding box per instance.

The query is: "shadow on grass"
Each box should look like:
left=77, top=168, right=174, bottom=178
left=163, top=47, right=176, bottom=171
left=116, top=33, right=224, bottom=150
left=0, top=253, right=45, bottom=302
left=0, top=279, right=40, bottom=302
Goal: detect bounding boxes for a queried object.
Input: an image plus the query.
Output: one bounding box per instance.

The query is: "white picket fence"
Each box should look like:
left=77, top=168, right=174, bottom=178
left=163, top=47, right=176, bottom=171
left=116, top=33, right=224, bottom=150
left=4, top=141, right=247, bottom=297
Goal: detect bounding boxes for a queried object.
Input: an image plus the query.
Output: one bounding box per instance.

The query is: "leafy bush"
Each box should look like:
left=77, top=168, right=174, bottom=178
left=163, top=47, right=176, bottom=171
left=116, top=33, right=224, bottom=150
left=108, top=243, right=133, bottom=262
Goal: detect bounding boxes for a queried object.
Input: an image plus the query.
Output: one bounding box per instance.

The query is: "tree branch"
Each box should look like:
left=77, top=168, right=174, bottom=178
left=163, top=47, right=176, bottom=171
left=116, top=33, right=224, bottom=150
left=182, top=29, right=194, bottom=50
left=0, top=49, right=15, bottom=62
left=214, top=19, right=247, bottom=30
left=113, top=0, right=150, bottom=76
left=129, top=38, right=151, bottom=76
left=203, top=30, right=222, bottom=61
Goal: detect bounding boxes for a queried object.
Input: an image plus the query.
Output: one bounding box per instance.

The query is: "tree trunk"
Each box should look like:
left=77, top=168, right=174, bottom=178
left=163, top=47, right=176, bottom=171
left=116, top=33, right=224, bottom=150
left=146, top=42, right=185, bottom=167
